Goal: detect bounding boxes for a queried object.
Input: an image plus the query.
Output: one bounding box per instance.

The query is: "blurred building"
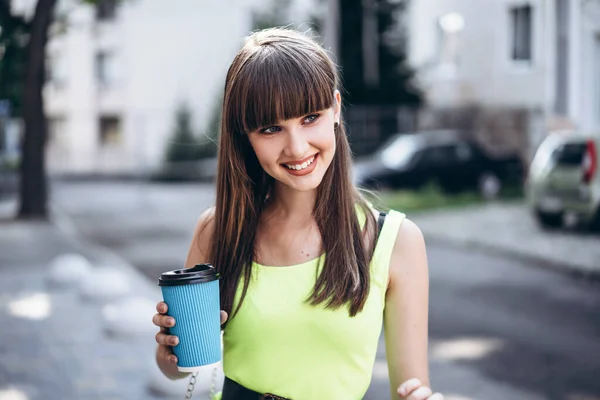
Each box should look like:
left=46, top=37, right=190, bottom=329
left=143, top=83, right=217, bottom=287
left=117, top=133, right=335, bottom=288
left=43, top=0, right=317, bottom=176
left=405, top=0, right=600, bottom=158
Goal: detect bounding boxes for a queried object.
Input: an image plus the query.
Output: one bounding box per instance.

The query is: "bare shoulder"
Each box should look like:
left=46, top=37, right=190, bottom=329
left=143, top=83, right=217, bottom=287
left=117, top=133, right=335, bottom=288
left=388, top=218, right=428, bottom=285
left=184, top=207, right=216, bottom=268
left=195, top=206, right=216, bottom=235
left=394, top=218, right=425, bottom=251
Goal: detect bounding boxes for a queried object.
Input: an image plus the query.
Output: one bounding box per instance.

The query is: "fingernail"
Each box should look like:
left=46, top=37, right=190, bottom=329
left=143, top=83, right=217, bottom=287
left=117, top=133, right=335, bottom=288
left=171, top=337, right=179, bottom=346
left=398, top=386, right=406, bottom=396
left=170, top=356, right=177, bottom=364
left=414, top=387, right=432, bottom=397
left=168, top=318, right=175, bottom=326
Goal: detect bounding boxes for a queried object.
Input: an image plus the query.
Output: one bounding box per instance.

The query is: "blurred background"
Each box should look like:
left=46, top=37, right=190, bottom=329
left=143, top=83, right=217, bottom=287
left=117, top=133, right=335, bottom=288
left=0, top=0, right=599, bottom=399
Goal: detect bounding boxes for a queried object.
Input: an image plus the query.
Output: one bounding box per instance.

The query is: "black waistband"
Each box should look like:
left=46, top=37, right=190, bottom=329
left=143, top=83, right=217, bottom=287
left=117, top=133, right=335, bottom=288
left=222, top=377, right=291, bottom=400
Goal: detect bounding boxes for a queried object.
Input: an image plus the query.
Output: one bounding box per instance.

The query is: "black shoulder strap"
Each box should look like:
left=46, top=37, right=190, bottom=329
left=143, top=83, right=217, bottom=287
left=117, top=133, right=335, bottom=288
left=377, top=211, right=387, bottom=237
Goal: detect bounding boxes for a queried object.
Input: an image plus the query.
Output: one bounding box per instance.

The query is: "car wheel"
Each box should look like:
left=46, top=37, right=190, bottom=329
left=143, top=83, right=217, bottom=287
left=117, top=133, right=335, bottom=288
left=478, top=172, right=502, bottom=200
left=534, top=209, right=564, bottom=229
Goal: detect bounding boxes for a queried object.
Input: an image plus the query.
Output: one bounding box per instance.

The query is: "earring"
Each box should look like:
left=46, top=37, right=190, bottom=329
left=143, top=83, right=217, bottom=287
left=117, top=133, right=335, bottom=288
left=334, top=122, right=339, bottom=129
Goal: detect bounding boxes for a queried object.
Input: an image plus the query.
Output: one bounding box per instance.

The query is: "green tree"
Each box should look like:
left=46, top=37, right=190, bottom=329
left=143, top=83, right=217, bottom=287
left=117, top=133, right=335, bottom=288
left=0, top=0, right=30, bottom=117
left=339, top=0, right=421, bottom=105
left=0, top=0, right=117, bottom=220
left=165, top=103, right=203, bottom=163
left=202, top=94, right=221, bottom=152
left=251, top=0, right=293, bottom=30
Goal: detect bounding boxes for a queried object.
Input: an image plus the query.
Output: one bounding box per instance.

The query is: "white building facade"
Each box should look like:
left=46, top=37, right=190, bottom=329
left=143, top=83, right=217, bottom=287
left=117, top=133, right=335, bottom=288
left=43, top=0, right=266, bottom=175
left=406, top=0, right=600, bottom=139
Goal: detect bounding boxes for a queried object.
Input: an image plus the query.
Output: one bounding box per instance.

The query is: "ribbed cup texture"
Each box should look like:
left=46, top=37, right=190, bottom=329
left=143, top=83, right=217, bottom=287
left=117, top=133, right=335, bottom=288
left=161, top=280, right=221, bottom=369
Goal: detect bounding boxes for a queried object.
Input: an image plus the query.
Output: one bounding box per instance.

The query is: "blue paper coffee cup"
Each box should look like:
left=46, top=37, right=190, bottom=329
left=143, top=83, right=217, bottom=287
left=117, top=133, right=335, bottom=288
left=158, top=264, right=221, bottom=372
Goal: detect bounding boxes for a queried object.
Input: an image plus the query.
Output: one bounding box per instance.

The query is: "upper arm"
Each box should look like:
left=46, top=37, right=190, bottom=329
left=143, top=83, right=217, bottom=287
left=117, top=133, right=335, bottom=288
left=383, top=218, right=430, bottom=398
left=184, top=207, right=216, bottom=269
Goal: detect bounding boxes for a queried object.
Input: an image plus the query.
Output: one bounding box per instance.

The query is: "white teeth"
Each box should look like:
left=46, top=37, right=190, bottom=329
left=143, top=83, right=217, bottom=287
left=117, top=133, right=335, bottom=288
left=285, top=156, right=315, bottom=170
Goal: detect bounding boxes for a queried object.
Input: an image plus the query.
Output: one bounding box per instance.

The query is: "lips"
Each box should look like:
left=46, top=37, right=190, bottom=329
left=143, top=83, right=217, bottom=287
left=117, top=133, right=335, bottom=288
left=282, top=154, right=317, bottom=171
left=281, top=153, right=319, bottom=176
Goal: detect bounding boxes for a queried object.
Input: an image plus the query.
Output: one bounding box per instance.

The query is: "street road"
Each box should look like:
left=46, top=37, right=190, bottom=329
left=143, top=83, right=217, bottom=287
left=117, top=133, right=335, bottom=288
left=52, top=180, right=600, bottom=400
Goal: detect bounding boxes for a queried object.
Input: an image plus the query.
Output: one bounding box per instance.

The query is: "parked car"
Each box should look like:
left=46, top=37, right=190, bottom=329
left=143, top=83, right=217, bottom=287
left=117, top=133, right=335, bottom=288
left=353, top=130, right=524, bottom=198
left=527, top=130, right=600, bottom=230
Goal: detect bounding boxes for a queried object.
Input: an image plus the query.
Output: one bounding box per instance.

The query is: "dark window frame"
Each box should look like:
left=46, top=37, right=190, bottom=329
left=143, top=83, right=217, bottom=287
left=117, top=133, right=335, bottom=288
left=96, top=0, right=118, bottom=22
left=98, top=115, right=122, bottom=146
left=510, top=4, right=533, bottom=62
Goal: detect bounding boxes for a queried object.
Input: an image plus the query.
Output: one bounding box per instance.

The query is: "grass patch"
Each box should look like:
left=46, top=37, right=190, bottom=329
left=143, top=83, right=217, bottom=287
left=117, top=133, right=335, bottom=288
left=364, top=183, right=524, bottom=213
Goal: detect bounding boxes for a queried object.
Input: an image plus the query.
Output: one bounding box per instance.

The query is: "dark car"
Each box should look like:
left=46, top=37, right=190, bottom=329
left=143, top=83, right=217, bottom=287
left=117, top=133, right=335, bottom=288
left=353, top=130, right=524, bottom=198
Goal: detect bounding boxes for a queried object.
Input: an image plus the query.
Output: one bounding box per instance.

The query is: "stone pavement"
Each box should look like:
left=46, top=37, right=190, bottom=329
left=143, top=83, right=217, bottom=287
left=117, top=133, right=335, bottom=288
left=412, top=202, right=600, bottom=279
left=0, top=199, right=218, bottom=400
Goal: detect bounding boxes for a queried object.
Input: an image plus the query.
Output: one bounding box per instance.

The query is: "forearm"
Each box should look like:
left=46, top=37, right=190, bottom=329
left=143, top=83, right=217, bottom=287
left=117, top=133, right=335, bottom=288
left=155, top=345, right=190, bottom=380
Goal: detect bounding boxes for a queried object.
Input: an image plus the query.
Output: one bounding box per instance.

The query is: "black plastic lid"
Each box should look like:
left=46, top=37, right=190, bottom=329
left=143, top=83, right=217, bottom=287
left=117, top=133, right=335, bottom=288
left=158, top=264, right=220, bottom=286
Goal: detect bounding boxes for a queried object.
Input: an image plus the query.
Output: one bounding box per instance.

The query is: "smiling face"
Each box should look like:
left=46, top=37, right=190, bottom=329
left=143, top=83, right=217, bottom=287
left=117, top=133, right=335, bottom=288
left=247, top=94, right=341, bottom=192
left=221, top=29, right=346, bottom=200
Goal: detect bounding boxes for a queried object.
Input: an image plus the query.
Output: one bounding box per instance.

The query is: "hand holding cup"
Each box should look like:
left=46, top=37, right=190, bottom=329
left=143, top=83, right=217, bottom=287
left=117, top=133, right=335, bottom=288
left=155, top=264, right=224, bottom=373
left=153, top=302, right=228, bottom=366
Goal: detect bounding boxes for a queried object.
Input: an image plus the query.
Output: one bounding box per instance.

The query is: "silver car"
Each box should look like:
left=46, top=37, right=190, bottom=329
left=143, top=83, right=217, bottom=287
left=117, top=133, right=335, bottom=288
left=527, top=131, right=600, bottom=230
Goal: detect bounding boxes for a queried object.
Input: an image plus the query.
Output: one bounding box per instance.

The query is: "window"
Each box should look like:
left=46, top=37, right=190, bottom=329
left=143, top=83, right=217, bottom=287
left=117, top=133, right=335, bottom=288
left=96, top=0, right=118, bottom=21
left=99, top=116, right=122, bottom=146
left=510, top=5, right=533, bottom=62
left=416, top=145, right=453, bottom=166
left=454, top=142, right=473, bottom=162
left=95, top=51, right=118, bottom=87
left=552, top=143, right=587, bottom=166
left=47, top=117, right=67, bottom=145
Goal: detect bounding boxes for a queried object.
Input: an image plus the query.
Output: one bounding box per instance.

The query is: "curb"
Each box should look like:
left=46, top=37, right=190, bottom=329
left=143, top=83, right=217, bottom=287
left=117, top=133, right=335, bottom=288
left=421, top=229, right=600, bottom=283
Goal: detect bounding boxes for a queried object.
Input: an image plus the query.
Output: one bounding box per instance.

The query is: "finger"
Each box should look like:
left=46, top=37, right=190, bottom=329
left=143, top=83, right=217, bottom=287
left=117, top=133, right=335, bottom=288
left=220, top=310, right=228, bottom=325
left=155, top=332, right=179, bottom=346
left=159, top=345, right=178, bottom=364
left=159, top=344, right=172, bottom=359
left=407, top=387, right=432, bottom=400
left=428, top=393, right=444, bottom=400
left=152, top=314, right=176, bottom=328
left=156, top=301, right=168, bottom=314
left=398, top=379, right=422, bottom=398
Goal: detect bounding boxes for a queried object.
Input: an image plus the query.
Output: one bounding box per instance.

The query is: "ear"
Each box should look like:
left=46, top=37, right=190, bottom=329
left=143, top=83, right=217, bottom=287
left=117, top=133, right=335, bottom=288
left=333, top=90, right=342, bottom=123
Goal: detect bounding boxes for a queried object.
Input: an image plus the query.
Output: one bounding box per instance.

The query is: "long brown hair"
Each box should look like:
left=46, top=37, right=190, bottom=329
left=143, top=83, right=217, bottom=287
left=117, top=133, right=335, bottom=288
left=210, top=28, right=378, bottom=319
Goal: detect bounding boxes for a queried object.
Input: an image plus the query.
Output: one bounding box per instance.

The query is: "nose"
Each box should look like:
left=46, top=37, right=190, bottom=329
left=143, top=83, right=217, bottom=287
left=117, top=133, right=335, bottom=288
left=283, top=128, right=309, bottom=160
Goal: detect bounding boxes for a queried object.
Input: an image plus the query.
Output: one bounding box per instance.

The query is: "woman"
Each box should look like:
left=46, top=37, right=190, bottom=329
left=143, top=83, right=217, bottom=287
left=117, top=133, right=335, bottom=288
left=152, top=28, right=443, bottom=400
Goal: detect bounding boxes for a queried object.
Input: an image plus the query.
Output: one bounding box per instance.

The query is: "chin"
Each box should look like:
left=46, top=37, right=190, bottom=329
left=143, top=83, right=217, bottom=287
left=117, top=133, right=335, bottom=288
left=273, top=167, right=327, bottom=192
left=284, top=175, right=325, bottom=192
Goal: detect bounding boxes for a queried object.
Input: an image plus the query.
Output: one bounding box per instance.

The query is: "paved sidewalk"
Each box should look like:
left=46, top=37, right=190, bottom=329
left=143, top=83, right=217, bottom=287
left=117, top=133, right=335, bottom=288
left=0, top=200, right=216, bottom=400
left=412, top=202, right=600, bottom=279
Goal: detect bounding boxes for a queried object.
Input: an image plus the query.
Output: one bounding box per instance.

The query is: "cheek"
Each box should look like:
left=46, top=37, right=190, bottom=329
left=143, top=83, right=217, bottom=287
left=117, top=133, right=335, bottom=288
left=314, top=127, right=336, bottom=155
left=249, top=139, right=280, bottom=168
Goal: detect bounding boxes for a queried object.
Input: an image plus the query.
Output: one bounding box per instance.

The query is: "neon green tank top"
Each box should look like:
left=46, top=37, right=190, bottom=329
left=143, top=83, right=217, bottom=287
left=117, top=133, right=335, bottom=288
left=216, top=209, right=405, bottom=400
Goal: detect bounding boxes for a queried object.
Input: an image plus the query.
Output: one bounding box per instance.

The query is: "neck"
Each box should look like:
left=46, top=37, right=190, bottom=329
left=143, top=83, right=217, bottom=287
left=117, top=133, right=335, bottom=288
left=266, top=183, right=317, bottom=222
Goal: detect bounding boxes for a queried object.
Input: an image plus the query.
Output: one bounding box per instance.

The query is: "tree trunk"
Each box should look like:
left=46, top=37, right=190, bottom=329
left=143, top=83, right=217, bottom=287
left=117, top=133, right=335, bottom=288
left=18, top=0, right=56, bottom=219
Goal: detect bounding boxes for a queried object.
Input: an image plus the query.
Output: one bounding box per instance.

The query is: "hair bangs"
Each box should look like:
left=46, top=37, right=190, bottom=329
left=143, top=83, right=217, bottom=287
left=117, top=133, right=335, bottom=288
left=234, top=45, right=336, bottom=134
